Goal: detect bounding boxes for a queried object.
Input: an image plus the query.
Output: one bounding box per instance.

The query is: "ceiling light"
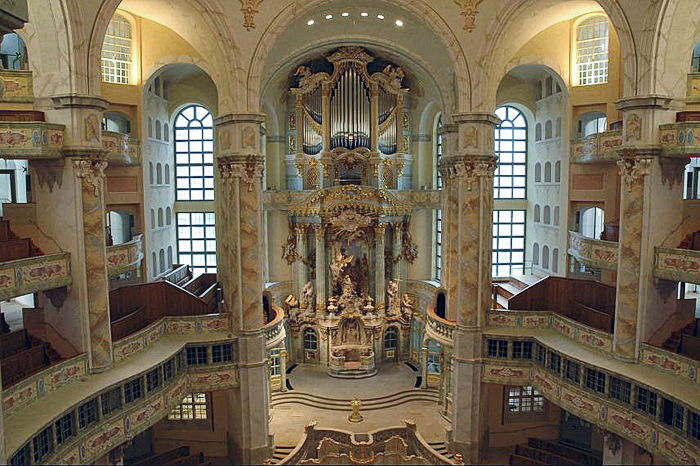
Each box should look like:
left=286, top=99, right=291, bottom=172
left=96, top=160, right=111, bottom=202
left=377, top=14, right=385, bottom=20
left=361, top=12, right=368, bottom=17
left=395, top=19, right=404, bottom=26
left=325, top=14, right=333, bottom=19
left=307, top=19, right=315, bottom=25
left=342, top=12, right=349, bottom=17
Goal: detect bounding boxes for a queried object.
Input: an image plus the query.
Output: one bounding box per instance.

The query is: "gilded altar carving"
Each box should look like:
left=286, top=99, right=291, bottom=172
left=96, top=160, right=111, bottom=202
left=239, top=0, right=263, bottom=30
left=218, top=155, right=264, bottom=191
left=616, top=155, right=652, bottom=192
left=73, top=157, right=107, bottom=197
left=454, top=0, right=484, bottom=32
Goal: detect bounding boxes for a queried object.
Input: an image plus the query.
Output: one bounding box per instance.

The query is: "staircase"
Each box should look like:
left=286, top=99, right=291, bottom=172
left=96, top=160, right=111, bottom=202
left=0, top=218, right=43, bottom=262
left=493, top=275, right=536, bottom=309
left=27, top=334, right=63, bottom=364
left=509, top=438, right=600, bottom=465
left=267, top=445, right=295, bottom=464
left=271, top=388, right=440, bottom=411
left=428, top=441, right=455, bottom=461
left=1, top=332, right=64, bottom=388
left=662, top=318, right=699, bottom=352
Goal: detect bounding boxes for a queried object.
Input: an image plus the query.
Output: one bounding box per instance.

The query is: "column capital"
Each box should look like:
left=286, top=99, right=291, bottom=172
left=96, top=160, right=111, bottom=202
left=375, top=223, right=388, bottom=235
left=51, top=94, right=110, bottom=111
left=312, top=223, right=326, bottom=234
left=453, top=112, right=501, bottom=127
left=616, top=154, right=653, bottom=192
left=615, top=94, right=674, bottom=112
left=72, top=156, right=108, bottom=197
left=214, top=112, right=267, bottom=126
left=438, top=157, right=497, bottom=190
left=217, top=155, right=265, bottom=191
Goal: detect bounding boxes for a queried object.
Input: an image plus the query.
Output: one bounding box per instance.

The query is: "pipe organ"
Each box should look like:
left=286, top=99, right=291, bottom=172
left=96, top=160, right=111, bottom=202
left=290, top=47, right=409, bottom=188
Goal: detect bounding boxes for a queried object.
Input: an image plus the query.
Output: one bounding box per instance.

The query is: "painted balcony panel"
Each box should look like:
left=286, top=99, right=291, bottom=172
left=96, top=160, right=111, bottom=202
left=654, top=247, right=700, bottom=284
left=568, top=231, right=619, bottom=270
left=0, top=70, right=33, bottom=102
left=571, top=130, right=623, bottom=164
left=0, top=252, right=71, bottom=302
left=0, top=122, right=64, bottom=159
left=106, top=235, right=143, bottom=277
left=102, top=130, right=140, bottom=165
left=659, top=122, right=700, bottom=156
left=264, top=305, right=286, bottom=349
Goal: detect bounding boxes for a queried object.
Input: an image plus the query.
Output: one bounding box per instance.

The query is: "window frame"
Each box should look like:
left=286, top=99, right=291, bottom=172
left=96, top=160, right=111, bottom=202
left=101, top=13, right=133, bottom=85
left=492, top=209, right=527, bottom=278
left=176, top=211, right=217, bottom=276
left=504, top=385, right=548, bottom=423
left=167, top=392, right=212, bottom=430
left=575, top=15, right=610, bottom=86
left=494, top=105, right=528, bottom=200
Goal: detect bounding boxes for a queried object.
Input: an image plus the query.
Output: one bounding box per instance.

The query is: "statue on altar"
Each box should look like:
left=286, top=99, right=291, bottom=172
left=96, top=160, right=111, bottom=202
left=330, top=248, right=354, bottom=289
left=301, top=280, right=315, bottom=315
left=387, top=279, right=400, bottom=316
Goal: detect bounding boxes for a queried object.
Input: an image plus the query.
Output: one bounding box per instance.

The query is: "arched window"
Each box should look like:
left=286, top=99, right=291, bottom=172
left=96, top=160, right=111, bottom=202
left=152, top=252, right=157, bottom=277
left=159, top=249, right=165, bottom=274
left=155, top=120, right=162, bottom=140
left=494, top=106, right=527, bottom=199
left=156, top=163, right=163, bottom=184
left=579, top=112, right=607, bottom=138
left=535, top=163, right=542, bottom=183
left=149, top=162, right=154, bottom=185
left=436, top=292, right=446, bottom=319
left=303, top=328, right=318, bottom=351
left=175, top=105, right=215, bottom=201
left=384, top=327, right=398, bottom=351
left=544, top=205, right=551, bottom=225
left=534, top=205, right=541, bottom=223
left=166, top=207, right=172, bottom=225
left=164, top=123, right=170, bottom=142
left=435, top=114, right=444, bottom=281
left=552, top=249, right=559, bottom=273
left=150, top=209, right=155, bottom=229
left=545, top=120, right=552, bottom=139
left=0, top=33, right=28, bottom=70
left=579, top=207, right=605, bottom=239
left=542, top=246, right=550, bottom=269
left=533, top=243, right=540, bottom=265
left=555, top=161, right=561, bottom=183
left=101, top=14, right=132, bottom=84
left=148, top=117, right=153, bottom=138
left=576, top=16, right=610, bottom=86
left=535, top=123, right=542, bottom=141
left=427, top=340, right=442, bottom=373
left=554, top=206, right=560, bottom=226
left=158, top=208, right=164, bottom=227
left=555, top=117, right=562, bottom=138
left=165, top=164, right=170, bottom=184
left=167, top=246, right=173, bottom=268
left=544, top=162, right=552, bottom=182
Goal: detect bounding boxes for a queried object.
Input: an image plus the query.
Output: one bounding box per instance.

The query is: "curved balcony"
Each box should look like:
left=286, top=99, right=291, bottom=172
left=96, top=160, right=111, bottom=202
left=0, top=121, right=64, bottom=159
left=0, top=69, right=33, bottom=103
left=659, top=121, right=700, bottom=157
left=106, top=235, right=143, bottom=277
left=0, top=252, right=72, bottom=302
left=570, top=130, right=622, bottom=164
left=568, top=231, right=618, bottom=270
left=654, top=246, right=700, bottom=285
left=426, top=305, right=455, bottom=347
left=485, top=310, right=700, bottom=465
left=264, top=305, right=286, bottom=350
left=102, top=130, right=140, bottom=165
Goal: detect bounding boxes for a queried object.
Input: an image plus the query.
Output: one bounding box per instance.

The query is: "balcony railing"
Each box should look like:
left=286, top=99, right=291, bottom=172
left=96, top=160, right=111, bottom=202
left=102, top=130, right=140, bottom=165
left=106, top=235, right=143, bottom=277
left=0, top=121, right=65, bottom=159
left=0, top=69, right=33, bottom=102
left=654, top=246, right=700, bottom=285
left=568, top=231, right=618, bottom=270
left=264, top=305, right=286, bottom=349
left=426, top=305, right=455, bottom=346
left=570, top=130, right=623, bottom=164
left=0, top=252, right=72, bottom=302
left=659, top=121, right=700, bottom=156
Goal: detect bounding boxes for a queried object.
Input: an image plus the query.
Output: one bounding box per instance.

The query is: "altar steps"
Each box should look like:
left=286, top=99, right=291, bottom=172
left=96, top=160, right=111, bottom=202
left=268, top=445, right=295, bottom=464
left=428, top=441, right=455, bottom=461
left=271, top=388, right=439, bottom=411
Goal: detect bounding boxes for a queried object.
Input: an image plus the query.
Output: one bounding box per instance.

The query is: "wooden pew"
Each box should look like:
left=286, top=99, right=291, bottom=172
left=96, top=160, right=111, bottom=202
left=679, top=334, right=700, bottom=361
left=528, top=438, right=600, bottom=465
left=0, top=238, right=32, bottom=262
left=1, top=344, right=49, bottom=387
left=110, top=306, right=148, bottom=341
left=0, top=329, right=30, bottom=358
left=570, top=301, right=613, bottom=333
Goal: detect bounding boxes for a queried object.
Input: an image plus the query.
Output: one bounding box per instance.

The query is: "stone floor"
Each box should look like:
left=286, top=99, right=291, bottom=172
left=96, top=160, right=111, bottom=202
left=269, top=362, right=449, bottom=447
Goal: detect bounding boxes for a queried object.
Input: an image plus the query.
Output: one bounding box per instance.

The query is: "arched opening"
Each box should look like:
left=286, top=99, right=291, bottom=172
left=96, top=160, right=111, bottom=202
left=150, top=209, right=155, bottom=230
left=542, top=246, right=550, bottom=269
left=494, top=105, right=527, bottom=200
left=166, top=207, right=172, bottom=226
left=535, top=123, right=542, bottom=141
left=427, top=340, right=442, bottom=373
left=436, top=292, right=446, bottom=319
left=102, top=111, right=131, bottom=134
left=544, top=120, right=552, bottom=139
left=554, top=206, right=560, bottom=226
left=544, top=162, right=552, bottom=182
left=156, top=163, right=163, bottom=184
left=155, top=120, right=162, bottom=140
left=574, top=15, right=610, bottom=86
left=552, top=249, right=559, bottom=273
left=159, top=249, right=166, bottom=273
left=535, top=163, right=542, bottom=183
left=555, top=161, right=561, bottom=183
left=577, top=206, right=605, bottom=239
left=149, top=162, right=154, bottom=185
left=106, top=210, right=134, bottom=246
left=157, top=208, right=164, bottom=228
left=165, top=164, right=170, bottom=185
left=384, top=326, right=398, bottom=359
left=152, top=252, right=157, bottom=277
left=578, top=111, right=607, bottom=138
left=0, top=32, right=28, bottom=70
left=101, top=13, right=133, bottom=84
left=533, top=243, right=540, bottom=265
left=534, top=205, right=541, bottom=223
left=303, top=328, right=318, bottom=363
left=543, top=205, right=551, bottom=225
left=174, top=104, right=215, bottom=201
left=167, top=246, right=173, bottom=268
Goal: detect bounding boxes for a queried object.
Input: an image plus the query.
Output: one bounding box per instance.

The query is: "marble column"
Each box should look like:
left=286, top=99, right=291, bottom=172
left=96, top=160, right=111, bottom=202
left=73, top=155, right=113, bottom=371
left=313, top=224, right=326, bottom=315
left=392, top=222, right=403, bottom=292
left=214, top=113, right=270, bottom=464
left=293, top=224, right=308, bottom=305
left=420, top=345, right=429, bottom=389
left=442, top=113, right=499, bottom=463
left=279, top=347, right=287, bottom=392
left=375, top=224, right=387, bottom=314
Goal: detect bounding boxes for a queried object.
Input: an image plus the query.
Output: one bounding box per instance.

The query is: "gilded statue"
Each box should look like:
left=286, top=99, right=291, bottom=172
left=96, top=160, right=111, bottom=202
left=330, top=248, right=353, bottom=288
left=282, top=228, right=297, bottom=264
left=401, top=227, right=418, bottom=263
left=400, top=294, right=414, bottom=321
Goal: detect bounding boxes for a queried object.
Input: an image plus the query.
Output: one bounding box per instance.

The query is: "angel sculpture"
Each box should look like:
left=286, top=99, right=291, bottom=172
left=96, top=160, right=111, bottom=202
left=302, top=281, right=315, bottom=315
left=387, top=279, right=400, bottom=315
left=400, top=294, right=414, bottom=321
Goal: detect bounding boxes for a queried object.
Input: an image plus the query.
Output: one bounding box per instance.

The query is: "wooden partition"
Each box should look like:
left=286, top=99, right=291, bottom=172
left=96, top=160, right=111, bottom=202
left=0, top=329, right=30, bottom=359
left=161, top=264, right=191, bottom=286
left=1, top=344, right=49, bottom=387
left=680, top=334, right=700, bottom=360
left=0, top=238, right=34, bottom=262
left=508, top=277, right=616, bottom=332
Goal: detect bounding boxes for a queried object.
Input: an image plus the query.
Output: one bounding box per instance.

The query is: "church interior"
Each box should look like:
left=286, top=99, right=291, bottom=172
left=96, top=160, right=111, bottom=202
left=0, top=0, right=698, bottom=464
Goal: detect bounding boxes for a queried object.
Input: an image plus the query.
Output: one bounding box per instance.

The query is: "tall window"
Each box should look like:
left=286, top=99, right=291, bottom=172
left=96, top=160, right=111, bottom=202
left=492, top=210, right=526, bottom=278
left=101, top=14, right=132, bottom=84
left=175, top=105, right=215, bottom=201
left=435, top=115, right=444, bottom=281
left=576, top=16, right=610, bottom=86
left=494, top=106, right=527, bottom=199
left=427, top=340, right=442, bottom=373
left=168, top=393, right=208, bottom=420
left=177, top=212, right=216, bottom=276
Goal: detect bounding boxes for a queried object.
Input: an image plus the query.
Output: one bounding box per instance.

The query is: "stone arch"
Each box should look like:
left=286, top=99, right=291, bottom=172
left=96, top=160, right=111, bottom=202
left=248, top=0, right=471, bottom=112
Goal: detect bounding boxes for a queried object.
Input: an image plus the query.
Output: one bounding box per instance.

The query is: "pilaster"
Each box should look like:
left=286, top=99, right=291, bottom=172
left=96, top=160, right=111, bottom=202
left=375, top=223, right=387, bottom=314
left=313, top=224, right=326, bottom=316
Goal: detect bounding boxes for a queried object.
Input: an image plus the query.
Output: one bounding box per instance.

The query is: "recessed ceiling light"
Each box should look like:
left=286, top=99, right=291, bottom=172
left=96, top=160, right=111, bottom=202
left=342, top=12, right=349, bottom=17
left=325, top=14, right=333, bottom=19
left=360, top=12, right=368, bottom=17
left=377, top=14, right=385, bottom=20
left=395, top=20, right=404, bottom=26
left=307, top=19, right=315, bottom=25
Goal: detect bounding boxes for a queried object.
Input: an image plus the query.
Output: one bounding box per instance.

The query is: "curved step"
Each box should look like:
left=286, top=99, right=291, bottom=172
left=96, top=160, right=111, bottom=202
left=271, top=390, right=439, bottom=411
left=272, top=388, right=437, bottom=404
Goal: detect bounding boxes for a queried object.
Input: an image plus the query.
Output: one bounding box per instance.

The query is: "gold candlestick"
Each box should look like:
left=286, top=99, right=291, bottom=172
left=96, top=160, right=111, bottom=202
left=348, top=395, right=364, bottom=423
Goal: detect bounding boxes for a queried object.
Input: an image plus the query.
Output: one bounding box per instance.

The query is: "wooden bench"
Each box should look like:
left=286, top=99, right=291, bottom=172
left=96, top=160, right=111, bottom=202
left=0, top=329, right=30, bottom=359
left=570, top=300, right=613, bottom=333
left=1, top=344, right=49, bottom=387
left=680, top=334, right=700, bottom=361
left=110, top=306, right=148, bottom=341
left=528, top=438, right=599, bottom=465
left=0, top=238, right=33, bottom=262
